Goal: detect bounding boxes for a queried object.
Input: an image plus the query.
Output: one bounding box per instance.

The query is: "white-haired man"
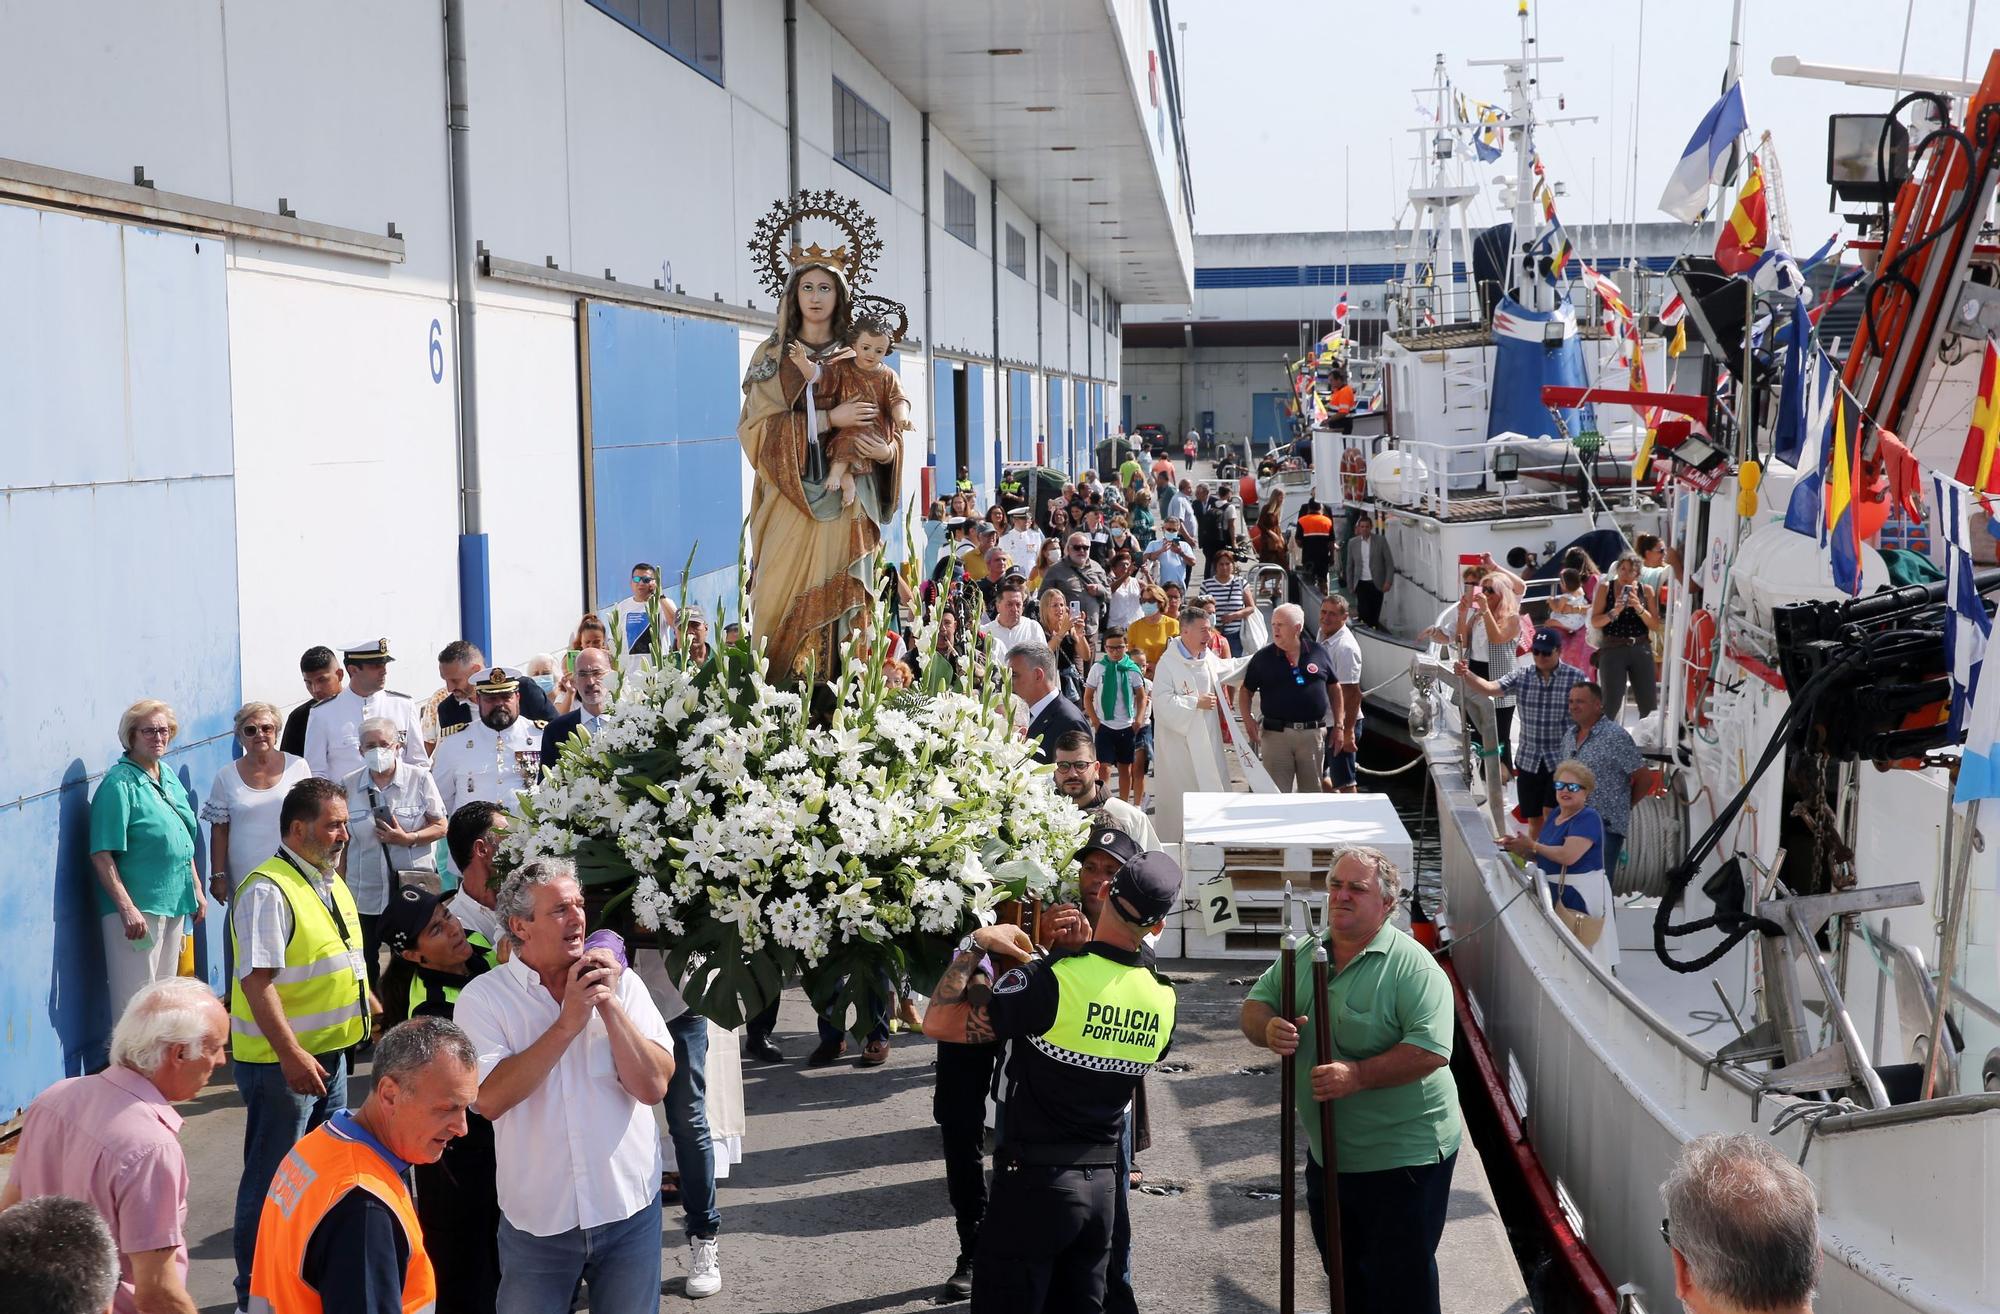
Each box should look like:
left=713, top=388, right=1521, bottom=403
left=1662, top=1133, right=1821, bottom=1314
left=0, top=1196, right=121, bottom=1314
left=1239, top=848, right=1461, bottom=1314
left=2, top=978, right=228, bottom=1314
left=1238, top=602, right=1337, bottom=792
left=455, top=860, right=676, bottom=1313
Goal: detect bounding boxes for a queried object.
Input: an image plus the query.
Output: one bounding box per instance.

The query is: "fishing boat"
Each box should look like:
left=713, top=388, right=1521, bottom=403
left=1276, top=44, right=1672, bottom=734
left=1322, top=16, right=2000, bottom=1311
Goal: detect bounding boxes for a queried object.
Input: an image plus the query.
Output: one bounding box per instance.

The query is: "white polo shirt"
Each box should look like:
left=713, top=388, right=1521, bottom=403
left=455, top=955, right=673, bottom=1236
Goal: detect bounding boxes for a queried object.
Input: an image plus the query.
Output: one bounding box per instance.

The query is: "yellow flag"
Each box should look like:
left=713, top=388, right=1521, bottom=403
left=1668, top=321, right=1687, bottom=358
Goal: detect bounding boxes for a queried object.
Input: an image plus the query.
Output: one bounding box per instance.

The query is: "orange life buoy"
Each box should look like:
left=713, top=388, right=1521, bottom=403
left=1684, top=608, right=1717, bottom=726
left=1339, top=447, right=1367, bottom=503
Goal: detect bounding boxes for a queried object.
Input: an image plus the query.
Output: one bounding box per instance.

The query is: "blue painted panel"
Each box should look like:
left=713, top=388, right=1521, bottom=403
left=1074, top=382, right=1088, bottom=467
left=966, top=364, right=988, bottom=500
left=0, top=215, right=239, bottom=1118
left=1252, top=392, right=1290, bottom=447
left=932, top=358, right=958, bottom=480
left=1007, top=370, right=1033, bottom=462
left=585, top=304, right=745, bottom=607
left=1046, top=379, right=1066, bottom=474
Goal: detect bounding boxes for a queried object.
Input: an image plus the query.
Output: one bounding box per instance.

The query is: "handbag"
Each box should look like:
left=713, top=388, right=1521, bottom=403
left=1553, top=865, right=1606, bottom=948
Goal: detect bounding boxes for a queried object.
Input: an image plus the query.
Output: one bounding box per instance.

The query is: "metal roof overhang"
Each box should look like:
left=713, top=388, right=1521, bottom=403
left=813, top=0, right=1193, bottom=304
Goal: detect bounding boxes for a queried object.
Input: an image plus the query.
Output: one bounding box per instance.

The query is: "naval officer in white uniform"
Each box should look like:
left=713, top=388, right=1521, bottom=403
left=304, top=638, right=430, bottom=781
left=435, top=666, right=545, bottom=817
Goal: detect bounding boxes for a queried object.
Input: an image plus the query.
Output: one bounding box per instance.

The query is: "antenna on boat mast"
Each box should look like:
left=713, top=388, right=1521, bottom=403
left=1467, top=2, right=1592, bottom=314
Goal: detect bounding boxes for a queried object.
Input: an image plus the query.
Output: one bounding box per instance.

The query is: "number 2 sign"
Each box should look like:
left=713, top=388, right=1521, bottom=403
left=1197, top=875, right=1239, bottom=934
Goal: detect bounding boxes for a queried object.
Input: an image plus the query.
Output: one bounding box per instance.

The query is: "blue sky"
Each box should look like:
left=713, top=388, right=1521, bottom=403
left=1175, top=0, right=1996, bottom=254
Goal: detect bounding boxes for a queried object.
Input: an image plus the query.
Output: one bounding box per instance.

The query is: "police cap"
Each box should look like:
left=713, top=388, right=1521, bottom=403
left=380, top=885, right=443, bottom=954
left=1110, top=850, right=1183, bottom=925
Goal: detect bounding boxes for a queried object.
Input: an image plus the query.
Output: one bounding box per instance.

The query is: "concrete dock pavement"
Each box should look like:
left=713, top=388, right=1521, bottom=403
left=3, top=962, right=1529, bottom=1313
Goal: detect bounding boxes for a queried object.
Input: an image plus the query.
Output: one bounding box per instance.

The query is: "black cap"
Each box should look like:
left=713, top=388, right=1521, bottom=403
left=1110, top=850, right=1183, bottom=925
left=381, top=885, right=443, bottom=954
left=1076, top=821, right=1142, bottom=868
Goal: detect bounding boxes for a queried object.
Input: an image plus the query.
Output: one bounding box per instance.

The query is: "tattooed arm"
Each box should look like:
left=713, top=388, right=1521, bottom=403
left=922, top=949, right=997, bottom=1044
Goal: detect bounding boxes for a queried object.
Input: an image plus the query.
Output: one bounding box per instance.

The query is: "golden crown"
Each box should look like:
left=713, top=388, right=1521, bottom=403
left=749, top=190, right=883, bottom=300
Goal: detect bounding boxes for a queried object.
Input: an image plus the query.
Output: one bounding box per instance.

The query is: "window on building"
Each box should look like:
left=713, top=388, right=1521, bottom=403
left=1071, top=278, right=1084, bottom=315
left=1105, top=295, right=1120, bottom=333
left=833, top=79, right=890, bottom=191
left=587, top=0, right=724, bottom=85
left=1090, top=292, right=1101, bottom=326
left=943, top=173, right=977, bottom=248
left=1005, top=225, right=1027, bottom=278
left=1045, top=256, right=1060, bottom=299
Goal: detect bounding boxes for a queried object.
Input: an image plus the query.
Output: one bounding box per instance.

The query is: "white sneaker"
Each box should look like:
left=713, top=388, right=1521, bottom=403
left=686, top=1235, right=722, bottom=1298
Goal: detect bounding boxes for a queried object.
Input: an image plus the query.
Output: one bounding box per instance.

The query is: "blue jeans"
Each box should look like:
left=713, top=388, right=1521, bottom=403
left=1222, top=628, right=1245, bottom=657
left=665, top=1011, right=721, bottom=1239
left=497, top=1192, right=663, bottom=1314
left=233, top=1051, right=349, bottom=1304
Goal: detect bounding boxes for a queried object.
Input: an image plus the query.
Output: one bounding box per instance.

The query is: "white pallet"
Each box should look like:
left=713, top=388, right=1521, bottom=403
left=1162, top=792, right=1414, bottom=960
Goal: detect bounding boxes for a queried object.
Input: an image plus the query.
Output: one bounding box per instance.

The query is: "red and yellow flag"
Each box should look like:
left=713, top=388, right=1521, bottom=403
left=1954, top=340, right=2000, bottom=494
left=1715, top=154, right=1768, bottom=275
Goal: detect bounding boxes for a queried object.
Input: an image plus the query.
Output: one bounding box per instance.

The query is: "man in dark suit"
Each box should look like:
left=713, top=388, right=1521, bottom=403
left=1008, top=642, right=1089, bottom=764
left=539, top=647, right=615, bottom=776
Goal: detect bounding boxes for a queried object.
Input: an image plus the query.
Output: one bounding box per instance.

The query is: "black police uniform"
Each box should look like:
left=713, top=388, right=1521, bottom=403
left=970, top=856, right=1180, bottom=1314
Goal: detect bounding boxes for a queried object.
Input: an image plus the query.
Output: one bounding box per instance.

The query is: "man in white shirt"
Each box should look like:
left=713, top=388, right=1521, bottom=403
left=1317, top=595, right=1367, bottom=791
left=609, top=562, right=672, bottom=656
left=980, top=579, right=1046, bottom=657
left=999, top=506, right=1043, bottom=573
left=305, top=639, right=430, bottom=782
left=454, top=861, right=675, bottom=1314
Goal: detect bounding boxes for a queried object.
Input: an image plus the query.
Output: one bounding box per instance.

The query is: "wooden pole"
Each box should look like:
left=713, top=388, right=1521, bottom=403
left=1279, top=882, right=1298, bottom=1314
left=1313, top=939, right=1345, bottom=1313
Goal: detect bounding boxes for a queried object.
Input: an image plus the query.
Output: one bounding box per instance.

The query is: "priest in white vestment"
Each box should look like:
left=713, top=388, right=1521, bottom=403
left=1151, top=601, right=1251, bottom=843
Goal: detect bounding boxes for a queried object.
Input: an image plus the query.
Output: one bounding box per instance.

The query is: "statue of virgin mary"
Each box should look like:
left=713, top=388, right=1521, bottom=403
left=737, top=192, right=906, bottom=676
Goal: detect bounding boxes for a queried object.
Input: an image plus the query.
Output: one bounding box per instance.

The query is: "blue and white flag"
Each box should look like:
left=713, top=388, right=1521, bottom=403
left=1773, top=295, right=1832, bottom=467
left=1658, top=82, right=1749, bottom=222
left=1781, top=322, right=1839, bottom=533
left=1933, top=472, right=1991, bottom=741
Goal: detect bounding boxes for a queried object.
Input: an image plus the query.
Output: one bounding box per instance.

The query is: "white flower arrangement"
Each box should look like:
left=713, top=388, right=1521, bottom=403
left=501, top=560, right=1089, bottom=1033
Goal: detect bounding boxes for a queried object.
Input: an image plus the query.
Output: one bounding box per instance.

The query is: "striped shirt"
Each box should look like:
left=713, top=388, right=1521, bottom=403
left=1200, top=575, right=1249, bottom=635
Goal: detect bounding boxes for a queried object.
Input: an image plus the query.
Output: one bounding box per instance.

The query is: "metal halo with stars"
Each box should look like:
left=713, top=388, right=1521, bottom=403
left=746, top=189, right=884, bottom=301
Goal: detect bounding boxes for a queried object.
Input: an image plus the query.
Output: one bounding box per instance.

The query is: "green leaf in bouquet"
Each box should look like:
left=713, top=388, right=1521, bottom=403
left=802, top=943, right=903, bottom=1045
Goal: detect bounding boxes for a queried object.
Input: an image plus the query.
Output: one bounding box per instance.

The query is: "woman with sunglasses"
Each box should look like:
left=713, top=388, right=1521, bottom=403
left=204, top=703, right=315, bottom=909
left=1500, top=759, right=1619, bottom=971
left=91, top=700, right=207, bottom=1022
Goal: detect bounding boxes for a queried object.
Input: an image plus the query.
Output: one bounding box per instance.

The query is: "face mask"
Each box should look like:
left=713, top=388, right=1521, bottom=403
left=1111, top=528, right=1127, bottom=539
left=363, top=746, right=397, bottom=772
left=531, top=673, right=557, bottom=695
left=1141, top=603, right=1160, bottom=617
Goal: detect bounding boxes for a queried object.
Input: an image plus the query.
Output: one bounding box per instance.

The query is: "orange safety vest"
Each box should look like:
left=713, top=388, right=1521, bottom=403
left=1298, top=512, right=1333, bottom=539
left=249, top=1120, right=437, bottom=1314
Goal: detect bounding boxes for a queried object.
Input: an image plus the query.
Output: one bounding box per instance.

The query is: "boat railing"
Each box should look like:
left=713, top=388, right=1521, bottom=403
left=1384, top=267, right=1680, bottom=336
left=1383, top=279, right=1485, bottom=334
left=1383, top=436, right=1625, bottom=519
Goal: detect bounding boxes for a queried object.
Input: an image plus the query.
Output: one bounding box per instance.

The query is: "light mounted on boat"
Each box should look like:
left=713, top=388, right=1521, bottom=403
left=1492, top=450, right=1522, bottom=483
left=1541, top=320, right=1565, bottom=347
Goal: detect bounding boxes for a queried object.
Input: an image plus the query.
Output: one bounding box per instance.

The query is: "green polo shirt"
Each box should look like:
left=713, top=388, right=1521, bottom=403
left=1247, top=920, right=1461, bottom=1171
left=88, top=756, right=200, bottom=919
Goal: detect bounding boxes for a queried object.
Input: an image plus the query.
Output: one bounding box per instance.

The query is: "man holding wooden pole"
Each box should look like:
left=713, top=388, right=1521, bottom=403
left=1240, top=847, right=1464, bottom=1314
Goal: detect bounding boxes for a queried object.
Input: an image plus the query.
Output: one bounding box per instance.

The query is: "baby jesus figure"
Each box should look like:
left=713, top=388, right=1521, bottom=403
left=790, top=315, right=912, bottom=508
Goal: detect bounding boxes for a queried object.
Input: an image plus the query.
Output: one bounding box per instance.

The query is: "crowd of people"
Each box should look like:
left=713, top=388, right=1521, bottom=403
left=9, top=447, right=1814, bottom=1313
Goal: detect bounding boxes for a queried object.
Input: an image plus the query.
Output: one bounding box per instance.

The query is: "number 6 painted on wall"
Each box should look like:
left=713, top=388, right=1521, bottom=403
left=429, top=319, right=445, bottom=383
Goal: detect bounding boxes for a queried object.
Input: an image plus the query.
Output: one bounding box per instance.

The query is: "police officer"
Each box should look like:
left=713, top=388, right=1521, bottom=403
left=304, top=638, right=429, bottom=781
left=435, top=667, right=544, bottom=817
left=923, top=850, right=1182, bottom=1312
left=378, top=887, right=501, bottom=1314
